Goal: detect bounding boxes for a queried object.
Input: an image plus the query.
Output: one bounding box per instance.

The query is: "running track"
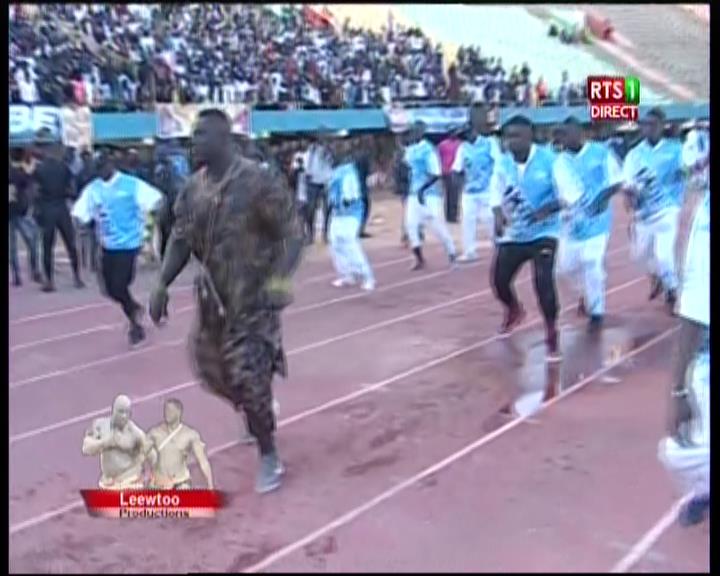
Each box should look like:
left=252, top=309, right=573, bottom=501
left=8, top=198, right=709, bottom=573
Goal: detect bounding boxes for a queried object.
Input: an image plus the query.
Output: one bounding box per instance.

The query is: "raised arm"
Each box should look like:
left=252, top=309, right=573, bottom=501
left=82, top=420, right=111, bottom=456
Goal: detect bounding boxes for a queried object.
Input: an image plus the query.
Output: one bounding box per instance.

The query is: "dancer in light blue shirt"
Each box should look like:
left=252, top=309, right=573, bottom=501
left=73, top=149, right=163, bottom=346
left=452, top=104, right=504, bottom=261
left=555, top=117, right=624, bottom=330
left=327, top=140, right=375, bottom=290
left=623, top=107, right=686, bottom=312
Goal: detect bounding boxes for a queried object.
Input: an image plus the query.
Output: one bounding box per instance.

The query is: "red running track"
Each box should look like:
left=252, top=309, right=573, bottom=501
left=8, top=202, right=709, bottom=573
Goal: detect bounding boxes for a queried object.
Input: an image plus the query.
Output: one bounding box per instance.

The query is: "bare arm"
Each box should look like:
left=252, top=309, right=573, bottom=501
left=82, top=421, right=111, bottom=456
left=191, top=436, right=214, bottom=490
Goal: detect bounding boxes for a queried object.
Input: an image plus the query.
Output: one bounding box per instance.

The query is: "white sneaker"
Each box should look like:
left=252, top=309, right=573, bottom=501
left=458, top=253, right=478, bottom=263
left=361, top=279, right=376, bottom=291
left=273, top=399, right=280, bottom=417
left=332, top=277, right=355, bottom=288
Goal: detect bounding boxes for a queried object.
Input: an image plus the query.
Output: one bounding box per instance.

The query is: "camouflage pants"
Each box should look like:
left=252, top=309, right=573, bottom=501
left=189, top=307, right=287, bottom=455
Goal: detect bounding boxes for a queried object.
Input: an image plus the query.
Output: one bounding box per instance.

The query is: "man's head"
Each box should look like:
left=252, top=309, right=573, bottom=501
left=164, top=398, right=183, bottom=426
left=561, top=116, right=584, bottom=152
left=640, top=107, right=665, bottom=145
left=96, top=149, right=117, bottom=181
left=111, top=394, right=132, bottom=429
left=502, top=115, right=534, bottom=160
left=469, top=103, right=491, bottom=138
left=192, top=108, right=232, bottom=166
left=409, top=120, right=426, bottom=144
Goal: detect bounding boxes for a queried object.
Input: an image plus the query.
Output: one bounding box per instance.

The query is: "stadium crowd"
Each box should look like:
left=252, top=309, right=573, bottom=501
left=10, top=4, right=587, bottom=111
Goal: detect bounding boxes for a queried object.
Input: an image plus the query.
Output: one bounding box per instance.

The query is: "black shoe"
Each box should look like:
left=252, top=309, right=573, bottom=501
left=360, top=232, right=372, bottom=239
left=678, top=495, right=709, bottom=527
left=448, top=253, right=457, bottom=268
left=128, top=323, right=146, bottom=348
left=665, top=289, right=677, bottom=314
left=649, top=276, right=663, bottom=301
left=32, top=271, right=43, bottom=284
left=12, top=276, right=22, bottom=287
left=588, top=315, right=604, bottom=332
left=42, top=281, right=56, bottom=293
left=74, top=276, right=86, bottom=289
left=255, top=451, right=285, bottom=494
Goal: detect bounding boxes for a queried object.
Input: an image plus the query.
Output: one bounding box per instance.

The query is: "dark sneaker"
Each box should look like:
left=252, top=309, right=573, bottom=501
left=546, top=328, right=562, bottom=363
left=128, top=323, right=146, bottom=348
left=32, top=271, right=43, bottom=284
left=678, top=495, right=709, bottom=527
left=42, top=281, right=56, bottom=293
left=665, top=289, right=677, bottom=315
left=255, top=452, right=285, bottom=494
left=588, top=315, right=604, bottom=332
left=448, top=253, right=458, bottom=268
left=74, top=276, right=86, bottom=289
left=499, top=305, right=527, bottom=336
left=649, top=276, right=663, bottom=301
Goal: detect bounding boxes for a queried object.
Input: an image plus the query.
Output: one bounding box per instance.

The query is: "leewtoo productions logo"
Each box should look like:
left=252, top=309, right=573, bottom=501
left=80, top=395, right=224, bottom=519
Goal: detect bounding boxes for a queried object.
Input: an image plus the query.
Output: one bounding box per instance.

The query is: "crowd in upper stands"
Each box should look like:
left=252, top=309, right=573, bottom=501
left=9, top=3, right=588, bottom=111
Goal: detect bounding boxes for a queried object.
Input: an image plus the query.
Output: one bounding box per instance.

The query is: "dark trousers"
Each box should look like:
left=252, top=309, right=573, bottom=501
left=9, top=215, right=39, bottom=282
left=305, top=183, right=330, bottom=242
left=159, top=220, right=173, bottom=260
left=493, top=238, right=558, bottom=327
left=360, top=192, right=371, bottom=236
left=38, top=203, right=81, bottom=282
left=191, top=310, right=284, bottom=456
left=101, top=248, right=141, bottom=323
left=443, top=174, right=459, bottom=223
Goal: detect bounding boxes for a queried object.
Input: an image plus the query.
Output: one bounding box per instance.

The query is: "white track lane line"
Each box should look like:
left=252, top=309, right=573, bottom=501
left=8, top=273, right=645, bottom=535
left=9, top=260, right=485, bottom=389
left=9, top=255, right=417, bottom=351
left=610, top=494, right=695, bottom=573
left=8, top=253, right=413, bottom=327
left=9, top=276, right=508, bottom=443
left=242, top=325, right=678, bottom=573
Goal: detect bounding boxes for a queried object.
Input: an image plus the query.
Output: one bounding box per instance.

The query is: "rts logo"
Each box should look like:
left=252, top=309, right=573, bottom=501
left=587, top=76, right=640, bottom=122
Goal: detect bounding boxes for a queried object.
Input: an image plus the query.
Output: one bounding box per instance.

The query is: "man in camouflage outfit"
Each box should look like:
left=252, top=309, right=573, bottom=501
left=149, top=109, right=304, bottom=494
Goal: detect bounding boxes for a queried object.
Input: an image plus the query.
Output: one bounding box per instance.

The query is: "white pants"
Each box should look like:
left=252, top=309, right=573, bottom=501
left=329, top=216, right=374, bottom=283
left=658, top=352, right=710, bottom=497
left=405, top=195, right=456, bottom=255
left=558, top=233, right=609, bottom=316
left=461, top=192, right=494, bottom=257
left=632, top=208, right=680, bottom=291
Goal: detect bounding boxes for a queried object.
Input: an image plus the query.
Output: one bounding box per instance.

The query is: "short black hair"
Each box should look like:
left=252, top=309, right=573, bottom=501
left=197, top=108, right=231, bottom=129
left=563, top=115, right=582, bottom=126
left=502, top=114, right=533, bottom=129
left=645, top=107, right=666, bottom=122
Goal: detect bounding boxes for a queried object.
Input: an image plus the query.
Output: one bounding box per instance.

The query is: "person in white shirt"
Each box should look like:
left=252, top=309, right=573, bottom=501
left=657, top=128, right=709, bottom=527
left=303, top=135, right=333, bottom=243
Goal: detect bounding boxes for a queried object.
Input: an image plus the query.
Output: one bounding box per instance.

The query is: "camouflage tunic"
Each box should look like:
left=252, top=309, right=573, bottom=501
left=173, top=157, right=303, bottom=412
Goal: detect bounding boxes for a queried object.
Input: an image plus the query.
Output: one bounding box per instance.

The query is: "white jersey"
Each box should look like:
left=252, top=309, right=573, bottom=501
left=678, top=190, right=710, bottom=327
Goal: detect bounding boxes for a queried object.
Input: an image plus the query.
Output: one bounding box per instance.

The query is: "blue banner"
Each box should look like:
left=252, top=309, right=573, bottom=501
left=385, top=106, right=469, bottom=134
